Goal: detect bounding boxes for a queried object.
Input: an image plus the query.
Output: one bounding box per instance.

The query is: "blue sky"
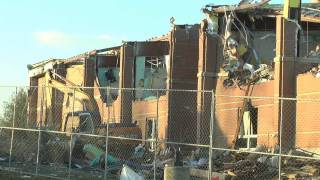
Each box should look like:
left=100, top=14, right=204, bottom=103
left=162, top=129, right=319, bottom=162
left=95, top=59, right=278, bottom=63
left=0, top=0, right=309, bottom=86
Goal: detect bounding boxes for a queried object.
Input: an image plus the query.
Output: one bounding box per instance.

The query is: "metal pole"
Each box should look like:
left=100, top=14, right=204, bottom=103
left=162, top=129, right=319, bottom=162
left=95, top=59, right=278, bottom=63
left=68, top=88, right=76, bottom=179
left=68, top=133, right=73, bottom=179
left=101, top=92, right=107, bottom=180
left=104, top=87, right=110, bottom=179
left=154, top=90, right=159, bottom=179
left=36, top=129, right=41, bottom=175
left=208, top=90, right=215, bottom=180
left=9, top=87, right=17, bottom=168
left=278, top=98, right=284, bottom=180
left=104, top=135, right=109, bottom=180
left=36, top=86, right=45, bottom=175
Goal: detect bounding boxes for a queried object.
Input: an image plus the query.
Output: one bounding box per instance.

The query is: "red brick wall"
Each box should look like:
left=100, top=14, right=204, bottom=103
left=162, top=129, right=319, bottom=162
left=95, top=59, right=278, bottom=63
left=213, top=79, right=277, bottom=148
left=132, top=96, right=168, bottom=141
left=197, top=31, right=278, bottom=148
left=296, top=73, right=320, bottom=149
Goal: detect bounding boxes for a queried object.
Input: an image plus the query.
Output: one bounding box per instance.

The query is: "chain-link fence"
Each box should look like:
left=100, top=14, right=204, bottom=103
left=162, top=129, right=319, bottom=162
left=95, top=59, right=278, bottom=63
left=0, top=86, right=320, bottom=179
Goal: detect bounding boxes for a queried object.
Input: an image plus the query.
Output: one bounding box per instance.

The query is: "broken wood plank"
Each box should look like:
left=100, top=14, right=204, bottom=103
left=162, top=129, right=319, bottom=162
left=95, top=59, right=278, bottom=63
left=207, top=0, right=271, bottom=13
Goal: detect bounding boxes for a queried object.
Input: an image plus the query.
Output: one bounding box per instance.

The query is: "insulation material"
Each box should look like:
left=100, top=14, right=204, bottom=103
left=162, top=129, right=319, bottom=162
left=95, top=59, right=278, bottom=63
left=135, top=57, right=146, bottom=88
left=142, top=69, right=154, bottom=98
left=135, top=57, right=146, bottom=100
left=165, top=55, right=170, bottom=75
left=151, top=68, right=167, bottom=89
left=120, top=165, right=145, bottom=180
left=206, top=14, right=219, bottom=35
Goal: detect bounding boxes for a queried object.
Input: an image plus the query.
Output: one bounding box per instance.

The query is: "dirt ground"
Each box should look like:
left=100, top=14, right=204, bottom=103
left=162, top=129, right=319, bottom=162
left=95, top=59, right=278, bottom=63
left=0, top=168, right=119, bottom=180
left=0, top=169, right=54, bottom=180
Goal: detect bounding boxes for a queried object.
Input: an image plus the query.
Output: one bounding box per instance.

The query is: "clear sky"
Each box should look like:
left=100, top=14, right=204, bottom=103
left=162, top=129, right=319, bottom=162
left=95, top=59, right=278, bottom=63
left=0, top=0, right=310, bottom=86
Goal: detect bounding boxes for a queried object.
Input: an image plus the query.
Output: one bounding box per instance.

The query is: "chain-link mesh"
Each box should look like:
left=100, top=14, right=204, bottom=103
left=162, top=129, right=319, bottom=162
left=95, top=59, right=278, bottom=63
left=0, top=86, right=320, bottom=179
left=38, top=131, right=70, bottom=178
left=0, top=128, right=12, bottom=168
left=278, top=98, right=320, bottom=179
left=10, top=129, right=38, bottom=174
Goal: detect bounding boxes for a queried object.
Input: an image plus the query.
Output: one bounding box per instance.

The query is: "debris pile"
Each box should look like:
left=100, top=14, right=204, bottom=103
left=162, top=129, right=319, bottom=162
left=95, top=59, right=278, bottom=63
left=309, top=45, right=320, bottom=57
left=222, top=19, right=263, bottom=88
left=222, top=21, right=273, bottom=88
left=310, top=64, right=320, bottom=78
left=207, top=145, right=320, bottom=179
left=1, top=128, right=320, bottom=180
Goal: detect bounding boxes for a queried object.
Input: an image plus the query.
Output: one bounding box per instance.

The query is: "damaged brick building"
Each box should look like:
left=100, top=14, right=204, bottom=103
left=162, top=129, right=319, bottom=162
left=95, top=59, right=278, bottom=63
left=28, top=24, right=200, bottom=143
left=197, top=3, right=320, bottom=151
left=27, top=3, right=320, bottom=153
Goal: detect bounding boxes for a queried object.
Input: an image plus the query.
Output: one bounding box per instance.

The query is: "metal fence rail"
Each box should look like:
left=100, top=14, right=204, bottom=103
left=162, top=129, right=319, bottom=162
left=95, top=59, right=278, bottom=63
left=0, top=86, right=319, bottom=179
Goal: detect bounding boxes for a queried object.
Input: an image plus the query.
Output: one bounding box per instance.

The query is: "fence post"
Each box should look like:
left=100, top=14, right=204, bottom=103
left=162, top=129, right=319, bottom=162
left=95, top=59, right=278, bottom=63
left=278, top=98, right=283, bottom=180
left=68, top=88, right=76, bottom=179
left=36, top=86, right=46, bottom=175
left=104, top=87, right=110, bottom=180
left=68, top=133, right=73, bottom=179
left=208, top=90, right=215, bottom=180
left=153, top=90, right=160, bottom=180
left=104, top=129, right=109, bottom=179
left=36, top=129, right=41, bottom=175
left=9, top=87, right=18, bottom=168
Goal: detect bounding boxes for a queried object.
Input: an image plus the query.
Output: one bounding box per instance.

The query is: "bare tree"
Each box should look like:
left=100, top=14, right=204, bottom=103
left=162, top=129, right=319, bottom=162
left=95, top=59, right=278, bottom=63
left=0, top=88, right=28, bottom=127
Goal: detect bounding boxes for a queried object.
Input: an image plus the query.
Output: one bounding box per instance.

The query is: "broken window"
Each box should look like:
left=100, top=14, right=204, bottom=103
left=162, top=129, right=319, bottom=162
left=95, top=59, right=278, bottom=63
left=300, top=21, right=320, bottom=58
left=134, top=55, right=168, bottom=100
left=146, top=117, right=157, bottom=151
left=96, top=55, right=120, bottom=104
left=238, top=105, right=258, bottom=149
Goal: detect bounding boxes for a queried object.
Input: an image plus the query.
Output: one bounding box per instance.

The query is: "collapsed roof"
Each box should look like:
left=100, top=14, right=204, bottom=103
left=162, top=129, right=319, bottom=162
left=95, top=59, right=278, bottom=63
left=203, top=2, right=320, bottom=23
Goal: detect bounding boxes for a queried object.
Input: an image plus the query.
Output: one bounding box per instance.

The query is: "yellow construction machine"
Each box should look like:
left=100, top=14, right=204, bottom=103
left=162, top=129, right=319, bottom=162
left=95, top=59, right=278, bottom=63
left=45, top=70, right=141, bottom=141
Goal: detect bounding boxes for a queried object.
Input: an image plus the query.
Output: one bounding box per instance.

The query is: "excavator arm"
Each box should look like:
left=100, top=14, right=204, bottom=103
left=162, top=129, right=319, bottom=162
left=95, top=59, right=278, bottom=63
left=45, top=70, right=101, bottom=132
left=46, top=71, right=95, bottom=111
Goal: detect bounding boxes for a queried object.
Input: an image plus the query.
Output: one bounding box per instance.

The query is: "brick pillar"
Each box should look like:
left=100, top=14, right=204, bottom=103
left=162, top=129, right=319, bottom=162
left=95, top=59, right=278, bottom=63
left=196, top=30, right=219, bottom=145
left=119, top=43, right=134, bottom=124
left=167, top=25, right=199, bottom=143
left=84, top=57, right=96, bottom=96
left=274, top=16, right=298, bottom=150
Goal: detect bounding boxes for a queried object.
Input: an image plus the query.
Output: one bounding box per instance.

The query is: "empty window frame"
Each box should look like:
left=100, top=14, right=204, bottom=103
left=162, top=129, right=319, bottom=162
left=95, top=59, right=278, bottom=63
left=238, top=107, right=258, bottom=149
left=135, top=56, right=169, bottom=100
